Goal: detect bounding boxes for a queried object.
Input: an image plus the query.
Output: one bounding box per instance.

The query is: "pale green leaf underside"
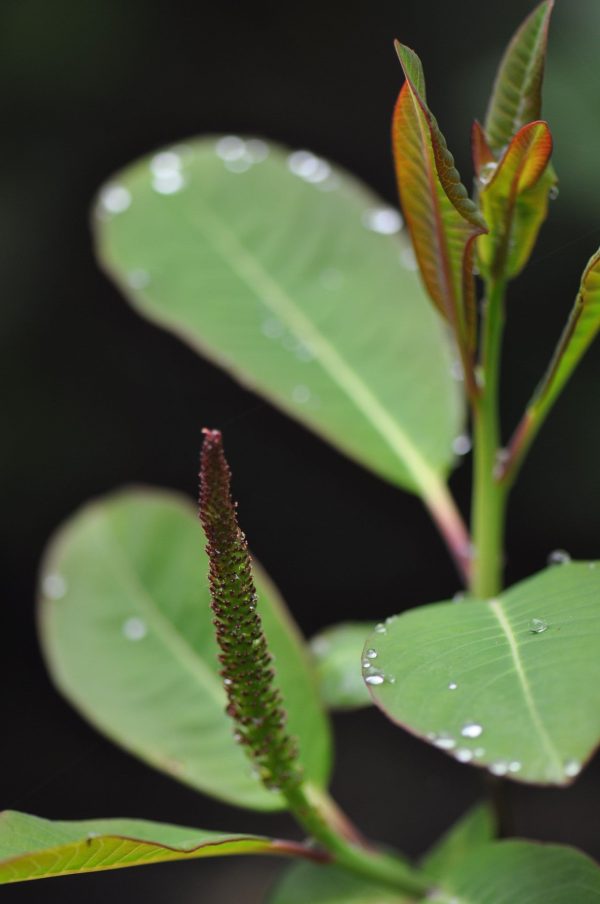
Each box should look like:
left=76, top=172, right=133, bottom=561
left=0, top=811, right=281, bottom=884
left=434, top=841, right=600, bottom=904
left=420, top=803, right=496, bottom=881
left=310, top=622, right=375, bottom=710
left=364, top=563, right=600, bottom=785
left=270, top=861, right=410, bottom=903
left=38, top=489, right=331, bottom=811
left=94, top=137, right=462, bottom=498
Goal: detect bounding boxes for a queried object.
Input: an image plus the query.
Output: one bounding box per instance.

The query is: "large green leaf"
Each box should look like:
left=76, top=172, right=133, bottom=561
left=310, top=622, right=375, bottom=710
left=430, top=841, right=600, bottom=904
left=270, top=861, right=411, bottom=904
left=363, top=562, right=600, bottom=785
left=38, top=489, right=331, bottom=811
left=484, top=0, right=554, bottom=152
left=392, top=43, right=486, bottom=387
left=420, top=803, right=496, bottom=881
left=502, top=249, right=600, bottom=481
left=0, top=811, right=295, bottom=884
left=94, top=137, right=463, bottom=504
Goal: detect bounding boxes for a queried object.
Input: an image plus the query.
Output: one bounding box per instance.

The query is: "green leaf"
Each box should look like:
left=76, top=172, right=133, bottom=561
left=477, top=121, right=554, bottom=280
left=363, top=562, right=600, bottom=785
left=0, top=811, right=292, bottom=884
left=94, top=137, right=463, bottom=503
left=392, top=43, right=486, bottom=389
left=484, top=0, right=554, bottom=152
left=420, top=803, right=496, bottom=881
left=504, top=248, right=600, bottom=479
left=310, top=622, right=375, bottom=710
left=270, top=861, right=411, bottom=904
left=38, top=489, right=331, bottom=811
left=432, top=840, right=600, bottom=904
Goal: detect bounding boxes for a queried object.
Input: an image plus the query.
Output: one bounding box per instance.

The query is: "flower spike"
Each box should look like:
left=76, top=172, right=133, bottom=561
left=199, top=428, right=302, bottom=793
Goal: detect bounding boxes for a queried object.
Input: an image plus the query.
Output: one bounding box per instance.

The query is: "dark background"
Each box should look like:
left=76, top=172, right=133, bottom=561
left=3, top=0, right=600, bottom=900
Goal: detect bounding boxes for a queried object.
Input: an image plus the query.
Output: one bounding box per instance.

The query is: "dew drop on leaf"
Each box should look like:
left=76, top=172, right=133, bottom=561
left=548, top=549, right=571, bottom=566
left=461, top=721, right=483, bottom=739
left=529, top=618, right=548, bottom=634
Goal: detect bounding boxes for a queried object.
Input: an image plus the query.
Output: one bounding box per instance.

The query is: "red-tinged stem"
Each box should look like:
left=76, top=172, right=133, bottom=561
left=423, top=480, right=472, bottom=587
left=496, top=409, right=538, bottom=488
left=270, top=839, right=332, bottom=864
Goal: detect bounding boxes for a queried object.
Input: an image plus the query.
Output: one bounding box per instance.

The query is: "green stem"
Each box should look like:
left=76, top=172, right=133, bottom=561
left=284, top=783, right=429, bottom=897
left=470, top=277, right=508, bottom=599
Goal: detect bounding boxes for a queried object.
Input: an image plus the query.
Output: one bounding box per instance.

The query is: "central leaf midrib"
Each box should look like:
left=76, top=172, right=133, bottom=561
left=489, top=598, right=563, bottom=777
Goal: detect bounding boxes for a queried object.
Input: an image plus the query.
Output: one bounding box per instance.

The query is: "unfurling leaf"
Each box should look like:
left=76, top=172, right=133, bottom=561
left=484, top=0, right=555, bottom=153
left=392, top=42, right=487, bottom=393
left=502, top=249, right=600, bottom=480
left=477, top=121, right=553, bottom=280
left=199, top=428, right=302, bottom=793
left=0, top=811, right=306, bottom=884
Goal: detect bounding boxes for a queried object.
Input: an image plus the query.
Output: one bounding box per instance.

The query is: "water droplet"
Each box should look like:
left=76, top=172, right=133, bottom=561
left=548, top=549, right=571, bottom=565
left=215, top=135, right=246, bottom=161
left=362, top=659, right=372, bottom=669
left=43, top=573, right=67, bottom=600
left=292, top=384, right=311, bottom=404
left=294, top=340, right=315, bottom=363
left=365, top=674, right=385, bottom=686
left=479, top=161, right=498, bottom=186
left=99, top=184, right=131, bottom=215
left=450, top=359, right=464, bottom=382
left=150, top=151, right=182, bottom=177
left=223, top=677, right=233, bottom=686
left=432, top=732, right=456, bottom=751
left=549, top=185, right=559, bottom=200
left=287, top=150, right=330, bottom=183
left=461, top=721, right=483, bottom=739
left=87, top=832, right=100, bottom=840
left=452, top=434, right=472, bottom=456
left=245, top=139, right=269, bottom=162
left=122, top=617, right=148, bottom=641
left=152, top=170, right=185, bottom=195
left=261, top=317, right=284, bottom=339
left=455, top=748, right=473, bottom=763
left=474, top=747, right=486, bottom=758
left=589, top=562, right=597, bottom=570
left=385, top=615, right=397, bottom=626
left=310, top=637, right=330, bottom=656
left=448, top=681, right=458, bottom=690
left=374, top=623, right=387, bottom=634
left=400, top=246, right=418, bottom=270
left=452, top=591, right=465, bottom=603
left=127, top=268, right=151, bottom=289
left=529, top=618, right=548, bottom=634
left=489, top=759, right=509, bottom=776
left=319, top=268, right=344, bottom=290
left=388, top=676, right=396, bottom=684
left=564, top=758, right=581, bottom=778
left=362, top=207, right=403, bottom=235
left=365, top=648, right=378, bottom=659
left=225, top=157, right=252, bottom=174
left=508, top=760, right=522, bottom=773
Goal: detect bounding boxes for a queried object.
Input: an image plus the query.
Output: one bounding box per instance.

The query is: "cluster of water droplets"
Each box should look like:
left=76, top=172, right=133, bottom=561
left=215, top=135, right=270, bottom=174
left=361, top=631, right=396, bottom=686
left=287, top=149, right=338, bottom=190
left=150, top=149, right=187, bottom=195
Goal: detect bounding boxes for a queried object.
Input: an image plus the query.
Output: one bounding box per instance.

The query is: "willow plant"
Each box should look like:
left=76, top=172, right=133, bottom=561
left=4, top=2, right=600, bottom=900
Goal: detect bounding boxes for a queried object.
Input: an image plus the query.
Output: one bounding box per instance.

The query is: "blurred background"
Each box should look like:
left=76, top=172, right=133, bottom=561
left=2, top=0, right=600, bottom=900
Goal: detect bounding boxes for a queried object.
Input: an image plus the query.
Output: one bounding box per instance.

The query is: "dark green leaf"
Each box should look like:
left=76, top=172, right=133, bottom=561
left=364, top=562, right=600, bottom=785
left=38, top=489, right=331, bottom=811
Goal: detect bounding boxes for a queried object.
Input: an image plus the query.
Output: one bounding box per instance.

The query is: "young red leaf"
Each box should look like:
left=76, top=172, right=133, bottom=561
left=199, top=428, right=302, bottom=793
left=484, top=0, right=554, bottom=152
left=500, top=249, right=600, bottom=482
left=392, top=43, right=487, bottom=392
left=477, top=120, right=553, bottom=280
left=471, top=121, right=495, bottom=179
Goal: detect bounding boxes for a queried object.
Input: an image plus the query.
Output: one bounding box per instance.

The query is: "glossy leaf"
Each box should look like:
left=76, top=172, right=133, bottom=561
left=420, top=803, right=496, bottom=880
left=484, top=0, right=554, bottom=152
left=38, top=489, right=331, bottom=811
left=364, top=562, right=600, bottom=785
left=392, top=42, right=486, bottom=382
left=503, top=249, right=600, bottom=480
left=95, top=138, right=463, bottom=502
left=0, top=811, right=297, bottom=884
left=477, top=121, right=554, bottom=280
left=433, top=841, right=600, bottom=904
left=270, top=861, right=411, bottom=904
left=310, top=622, right=375, bottom=710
